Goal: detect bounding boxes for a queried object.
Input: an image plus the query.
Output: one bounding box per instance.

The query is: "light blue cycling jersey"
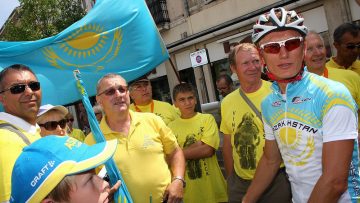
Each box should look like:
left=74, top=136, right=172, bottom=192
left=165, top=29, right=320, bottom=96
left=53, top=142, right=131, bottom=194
left=262, top=69, right=359, bottom=203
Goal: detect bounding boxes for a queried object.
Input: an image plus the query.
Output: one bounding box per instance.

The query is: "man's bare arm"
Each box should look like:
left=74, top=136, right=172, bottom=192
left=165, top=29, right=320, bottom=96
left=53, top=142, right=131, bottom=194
left=308, top=139, right=354, bottom=203
left=183, top=141, right=215, bottom=160
left=164, top=147, right=185, bottom=203
left=222, top=134, right=234, bottom=177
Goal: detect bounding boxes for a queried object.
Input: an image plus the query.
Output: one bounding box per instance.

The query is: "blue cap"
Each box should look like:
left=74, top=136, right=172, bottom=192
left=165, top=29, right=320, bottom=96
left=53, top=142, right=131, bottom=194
left=10, top=136, right=117, bottom=203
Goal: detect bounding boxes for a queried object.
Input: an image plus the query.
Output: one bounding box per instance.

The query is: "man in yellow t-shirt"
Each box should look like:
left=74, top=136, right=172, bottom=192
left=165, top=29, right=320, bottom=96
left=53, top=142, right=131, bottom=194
left=305, top=31, right=360, bottom=130
left=326, top=23, right=360, bottom=76
left=129, top=76, right=178, bottom=124
left=0, top=64, right=42, bottom=202
left=220, top=43, right=291, bottom=202
left=66, top=112, right=86, bottom=142
left=168, top=83, right=228, bottom=203
left=85, top=73, right=185, bottom=203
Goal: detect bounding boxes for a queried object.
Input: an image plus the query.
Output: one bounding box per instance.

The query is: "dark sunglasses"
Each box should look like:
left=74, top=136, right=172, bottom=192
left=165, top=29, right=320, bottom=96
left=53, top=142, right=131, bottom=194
left=39, top=119, right=67, bottom=131
left=67, top=118, right=74, bottom=123
left=97, top=85, right=128, bottom=96
left=0, top=81, right=40, bottom=94
left=260, top=37, right=303, bottom=54
left=345, top=43, right=360, bottom=50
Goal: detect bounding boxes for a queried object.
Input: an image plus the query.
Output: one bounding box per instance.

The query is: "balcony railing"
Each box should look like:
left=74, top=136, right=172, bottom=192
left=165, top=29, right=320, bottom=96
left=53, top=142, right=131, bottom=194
left=146, top=0, right=170, bottom=29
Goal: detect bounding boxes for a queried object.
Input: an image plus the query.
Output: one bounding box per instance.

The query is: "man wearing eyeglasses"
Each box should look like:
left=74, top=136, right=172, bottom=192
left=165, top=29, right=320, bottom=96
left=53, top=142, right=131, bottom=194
left=84, top=73, right=185, bottom=203
left=326, top=23, right=360, bottom=76
left=129, top=76, right=178, bottom=125
left=242, top=7, right=359, bottom=203
left=0, top=64, right=42, bottom=202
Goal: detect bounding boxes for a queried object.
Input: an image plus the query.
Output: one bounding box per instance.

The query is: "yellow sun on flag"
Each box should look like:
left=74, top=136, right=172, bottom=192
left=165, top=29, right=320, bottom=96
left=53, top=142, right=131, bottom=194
left=60, top=24, right=108, bottom=58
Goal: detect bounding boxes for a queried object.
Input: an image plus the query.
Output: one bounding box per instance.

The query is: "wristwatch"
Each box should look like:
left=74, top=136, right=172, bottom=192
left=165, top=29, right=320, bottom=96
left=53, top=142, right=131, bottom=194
left=172, top=176, right=186, bottom=188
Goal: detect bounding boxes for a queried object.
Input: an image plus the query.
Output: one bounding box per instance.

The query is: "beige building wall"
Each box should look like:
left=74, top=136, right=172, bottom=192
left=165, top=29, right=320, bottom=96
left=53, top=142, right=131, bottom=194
left=156, top=0, right=359, bottom=104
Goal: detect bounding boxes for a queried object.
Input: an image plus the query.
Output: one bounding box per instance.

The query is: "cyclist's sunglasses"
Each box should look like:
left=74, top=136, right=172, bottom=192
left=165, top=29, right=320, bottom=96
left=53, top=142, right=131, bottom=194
left=260, top=37, right=303, bottom=54
left=39, top=119, right=67, bottom=131
left=97, top=85, right=128, bottom=96
left=0, top=81, right=40, bottom=94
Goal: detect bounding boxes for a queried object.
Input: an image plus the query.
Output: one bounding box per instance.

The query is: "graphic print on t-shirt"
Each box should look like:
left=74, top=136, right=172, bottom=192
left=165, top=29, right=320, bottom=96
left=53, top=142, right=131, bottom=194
left=234, top=112, right=260, bottom=170
left=183, top=134, right=202, bottom=179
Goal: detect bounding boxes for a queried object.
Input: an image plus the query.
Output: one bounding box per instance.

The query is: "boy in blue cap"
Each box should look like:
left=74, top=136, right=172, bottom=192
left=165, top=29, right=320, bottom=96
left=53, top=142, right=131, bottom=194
left=10, top=136, right=120, bottom=203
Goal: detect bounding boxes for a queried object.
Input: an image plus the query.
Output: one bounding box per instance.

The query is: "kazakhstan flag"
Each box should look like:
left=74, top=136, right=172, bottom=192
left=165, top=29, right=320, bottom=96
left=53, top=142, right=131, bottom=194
left=0, top=0, right=169, bottom=105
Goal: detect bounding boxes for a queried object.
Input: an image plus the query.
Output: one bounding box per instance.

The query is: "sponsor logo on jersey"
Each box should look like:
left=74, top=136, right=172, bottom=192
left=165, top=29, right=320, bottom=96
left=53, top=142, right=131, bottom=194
left=292, top=96, right=311, bottom=104
left=272, top=119, right=318, bottom=134
left=272, top=100, right=283, bottom=107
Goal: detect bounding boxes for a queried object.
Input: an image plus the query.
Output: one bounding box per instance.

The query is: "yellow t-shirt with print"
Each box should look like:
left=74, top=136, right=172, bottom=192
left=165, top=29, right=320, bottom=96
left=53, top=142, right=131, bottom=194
left=130, top=99, right=178, bottom=124
left=168, top=113, right=228, bottom=203
left=69, top=128, right=86, bottom=142
left=326, top=57, right=360, bottom=76
left=0, top=121, right=41, bottom=202
left=85, top=110, right=178, bottom=203
left=220, top=80, right=272, bottom=180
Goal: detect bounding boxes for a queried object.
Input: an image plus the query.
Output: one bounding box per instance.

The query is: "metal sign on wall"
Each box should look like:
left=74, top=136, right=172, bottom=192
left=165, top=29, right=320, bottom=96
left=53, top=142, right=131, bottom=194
left=190, top=48, right=209, bottom=68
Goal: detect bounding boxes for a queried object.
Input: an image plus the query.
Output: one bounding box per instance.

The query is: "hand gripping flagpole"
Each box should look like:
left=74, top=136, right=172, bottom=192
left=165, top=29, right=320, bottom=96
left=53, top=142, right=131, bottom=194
left=73, top=70, right=133, bottom=203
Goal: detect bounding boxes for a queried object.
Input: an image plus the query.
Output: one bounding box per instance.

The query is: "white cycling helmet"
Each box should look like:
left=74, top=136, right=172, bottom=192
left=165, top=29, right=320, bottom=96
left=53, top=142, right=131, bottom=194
left=252, top=7, right=308, bottom=43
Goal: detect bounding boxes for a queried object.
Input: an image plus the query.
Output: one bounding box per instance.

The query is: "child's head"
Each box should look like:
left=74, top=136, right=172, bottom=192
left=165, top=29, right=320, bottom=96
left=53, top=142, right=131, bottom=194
left=10, top=136, right=117, bottom=203
left=172, top=83, right=197, bottom=117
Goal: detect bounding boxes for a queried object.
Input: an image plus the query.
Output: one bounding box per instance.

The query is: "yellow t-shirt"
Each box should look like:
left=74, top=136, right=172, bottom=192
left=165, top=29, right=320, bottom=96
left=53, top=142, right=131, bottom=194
left=85, top=110, right=178, bottom=203
left=220, top=80, right=272, bottom=180
left=326, top=68, right=360, bottom=107
left=168, top=113, right=228, bottom=203
left=326, top=57, right=360, bottom=76
left=325, top=67, right=360, bottom=130
left=130, top=100, right=178, bottom=124
left=0, top=114, right=41, bottom=202
left=69, top=128, right=86, bottom=142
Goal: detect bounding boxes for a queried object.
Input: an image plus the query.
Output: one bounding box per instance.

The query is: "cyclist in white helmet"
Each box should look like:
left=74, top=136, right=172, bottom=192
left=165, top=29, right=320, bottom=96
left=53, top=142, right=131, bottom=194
left=242, top=7, right=359, bottom=203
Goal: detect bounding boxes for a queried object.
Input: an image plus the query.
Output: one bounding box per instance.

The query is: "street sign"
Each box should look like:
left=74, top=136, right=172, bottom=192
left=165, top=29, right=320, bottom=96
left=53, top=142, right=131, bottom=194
left=189, top=48, right=209, bottom=68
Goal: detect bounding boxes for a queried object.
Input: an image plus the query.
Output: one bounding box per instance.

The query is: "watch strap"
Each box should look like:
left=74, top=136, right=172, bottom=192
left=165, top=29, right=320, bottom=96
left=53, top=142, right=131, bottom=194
left=172, top=176, right=186, bottom=188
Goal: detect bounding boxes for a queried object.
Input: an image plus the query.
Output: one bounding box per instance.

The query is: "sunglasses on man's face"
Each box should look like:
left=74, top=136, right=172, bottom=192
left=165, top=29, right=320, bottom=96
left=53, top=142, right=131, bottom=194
left=345, top=43, right=360, bottom=50
left=67, top=118, right=74, bottom=123
left=0, top=81, right=40, bottom=94
left=260, top=37, right=303, bottom=54
left=97, top=85, right=128, bottom=96
left=39, top=119, right=67, bottom=131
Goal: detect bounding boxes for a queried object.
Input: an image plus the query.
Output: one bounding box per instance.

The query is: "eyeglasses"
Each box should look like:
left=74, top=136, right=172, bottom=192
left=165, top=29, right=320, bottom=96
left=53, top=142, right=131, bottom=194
left=67, top=118, right=74, bottom=123
left=345, top=43, right=360, bottom=50
left=39, top=119, right=67, bottom=131
left=97, top=85, right=128, bottom=96
left=260, top=37, right=303, bottom=54
left=0, top=81, right=40, bottom=94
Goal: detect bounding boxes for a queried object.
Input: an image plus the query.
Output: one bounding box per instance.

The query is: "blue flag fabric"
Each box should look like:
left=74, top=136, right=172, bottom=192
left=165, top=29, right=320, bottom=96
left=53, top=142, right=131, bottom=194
left=74, top=70, right=132, bottom=203
left=0, top=0, right=169, bottom=106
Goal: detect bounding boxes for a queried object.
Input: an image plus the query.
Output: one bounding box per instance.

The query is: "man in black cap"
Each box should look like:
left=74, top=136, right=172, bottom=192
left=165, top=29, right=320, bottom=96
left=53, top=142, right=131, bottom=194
left=129, top=75, right=178, bottom=125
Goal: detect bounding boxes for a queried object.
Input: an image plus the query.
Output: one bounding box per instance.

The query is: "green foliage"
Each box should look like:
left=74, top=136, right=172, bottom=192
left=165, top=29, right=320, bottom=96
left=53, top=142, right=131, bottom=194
left=0, top=0, right=86, bottom=41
